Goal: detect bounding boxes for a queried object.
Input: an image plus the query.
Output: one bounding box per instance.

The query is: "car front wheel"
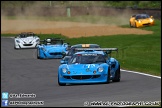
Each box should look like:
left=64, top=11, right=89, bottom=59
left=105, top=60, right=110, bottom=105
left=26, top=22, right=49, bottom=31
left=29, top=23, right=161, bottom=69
left=105, top=67, right=110, bottom=84
left=14, top=46, right=20, bottom=50
left=14, top=46, right=16, bottom=49
left=135, top=22, right=137, bottom=28
left=112, top=65, right=120, bottom=82
left=130, top=22, right=133, bottom=27
left=37, top=49, right=40, bottom=59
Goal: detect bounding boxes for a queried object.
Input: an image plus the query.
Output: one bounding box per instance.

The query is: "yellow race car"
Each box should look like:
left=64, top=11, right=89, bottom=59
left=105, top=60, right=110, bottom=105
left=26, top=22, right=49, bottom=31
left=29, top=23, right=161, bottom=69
left=129, top=14, right=155, bottom=28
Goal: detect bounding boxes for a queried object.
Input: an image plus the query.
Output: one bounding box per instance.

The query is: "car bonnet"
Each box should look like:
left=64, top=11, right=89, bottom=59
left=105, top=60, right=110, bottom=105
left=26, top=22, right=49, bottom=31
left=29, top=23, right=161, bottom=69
left=20, top=36, right=35, bottom=43
left=45, top=45, right=66, bottom=52
left=66, top=64, right=100, bottom=74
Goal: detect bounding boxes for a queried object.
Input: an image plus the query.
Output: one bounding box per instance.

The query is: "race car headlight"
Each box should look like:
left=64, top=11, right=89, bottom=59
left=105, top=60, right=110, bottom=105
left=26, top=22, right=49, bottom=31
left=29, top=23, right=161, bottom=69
left=62, top=68, right=67, bottom=73
left=137, top=20, right=141, bottom=23
left=16, top=40, right=20, bottom=43
left=98, top=67, right=104, bottom=72
left=150, top=19, right=154, bottom=22
left=36, top=39, right=40, bottom=42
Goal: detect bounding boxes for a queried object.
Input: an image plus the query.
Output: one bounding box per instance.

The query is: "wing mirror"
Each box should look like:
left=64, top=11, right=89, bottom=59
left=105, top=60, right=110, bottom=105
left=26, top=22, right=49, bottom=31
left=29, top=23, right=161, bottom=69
left=60, top=60, right=68, bottom=64
left=62, top=52, right=66, bottom=58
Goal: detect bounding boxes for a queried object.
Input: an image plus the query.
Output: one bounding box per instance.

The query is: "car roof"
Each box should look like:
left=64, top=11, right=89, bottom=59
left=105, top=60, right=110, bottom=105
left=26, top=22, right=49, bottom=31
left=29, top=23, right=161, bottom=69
left=71, top=44, right=100, bottom=48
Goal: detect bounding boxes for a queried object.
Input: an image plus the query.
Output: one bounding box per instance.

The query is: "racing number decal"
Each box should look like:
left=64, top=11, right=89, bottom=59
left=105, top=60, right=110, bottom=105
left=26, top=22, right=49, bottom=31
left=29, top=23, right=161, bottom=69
left=86, top=64, right=95, bottom=68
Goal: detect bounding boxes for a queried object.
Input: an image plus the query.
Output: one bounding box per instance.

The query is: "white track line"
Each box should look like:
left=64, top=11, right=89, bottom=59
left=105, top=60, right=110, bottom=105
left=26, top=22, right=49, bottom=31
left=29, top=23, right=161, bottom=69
left=121, top=69, right=161, bottom=79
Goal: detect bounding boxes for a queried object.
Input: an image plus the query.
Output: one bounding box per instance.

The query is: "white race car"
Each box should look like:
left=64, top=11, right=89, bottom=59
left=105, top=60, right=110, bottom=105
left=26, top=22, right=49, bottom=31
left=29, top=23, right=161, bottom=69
left=14, top=32, right=40, bottom=49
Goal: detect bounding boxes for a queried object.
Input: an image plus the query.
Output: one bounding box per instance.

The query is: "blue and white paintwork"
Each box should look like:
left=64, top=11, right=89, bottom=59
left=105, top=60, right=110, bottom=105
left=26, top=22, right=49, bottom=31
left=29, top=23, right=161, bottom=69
left=37, top=38, right=69, bottom=59
left=14, top=32, right=40, bottom=49
left=58, top=48, right=120, bottom=86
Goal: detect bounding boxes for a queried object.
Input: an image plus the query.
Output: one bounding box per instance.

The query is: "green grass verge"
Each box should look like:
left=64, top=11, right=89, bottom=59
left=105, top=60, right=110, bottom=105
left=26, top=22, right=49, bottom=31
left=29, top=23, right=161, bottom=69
left=1, top=18, right=161, bottom=76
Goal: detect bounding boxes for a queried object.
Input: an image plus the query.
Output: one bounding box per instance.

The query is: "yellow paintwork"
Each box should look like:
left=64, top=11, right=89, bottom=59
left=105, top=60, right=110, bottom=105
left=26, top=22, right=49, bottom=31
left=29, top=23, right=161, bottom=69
left=129, top=15, right=155, bottom=28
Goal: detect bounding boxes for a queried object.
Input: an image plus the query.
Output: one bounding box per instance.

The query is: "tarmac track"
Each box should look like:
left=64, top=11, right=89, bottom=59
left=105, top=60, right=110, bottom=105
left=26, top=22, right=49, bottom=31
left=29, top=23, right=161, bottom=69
left=1, top=37, right=161, bottom=107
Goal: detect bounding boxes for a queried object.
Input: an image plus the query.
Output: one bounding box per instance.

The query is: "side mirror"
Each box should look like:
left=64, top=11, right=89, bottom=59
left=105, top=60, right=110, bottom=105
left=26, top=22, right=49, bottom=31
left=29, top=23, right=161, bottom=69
left=62, top=52, right=66, bottom=58
left=60, top=60, right=67, bottom=64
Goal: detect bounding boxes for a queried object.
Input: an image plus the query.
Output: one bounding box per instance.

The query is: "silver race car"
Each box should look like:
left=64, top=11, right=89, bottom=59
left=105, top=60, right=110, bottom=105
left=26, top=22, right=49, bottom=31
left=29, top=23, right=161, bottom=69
left=14, top=32, right=40, bottom=49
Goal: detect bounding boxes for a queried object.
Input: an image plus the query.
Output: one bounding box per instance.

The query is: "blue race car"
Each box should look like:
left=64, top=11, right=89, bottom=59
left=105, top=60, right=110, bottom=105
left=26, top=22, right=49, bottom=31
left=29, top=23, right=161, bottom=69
left=58, top=48, right=120, bottom=86
left=61, top=44, right=100, bottom=64
left=37, top=38, right=69, bottom=59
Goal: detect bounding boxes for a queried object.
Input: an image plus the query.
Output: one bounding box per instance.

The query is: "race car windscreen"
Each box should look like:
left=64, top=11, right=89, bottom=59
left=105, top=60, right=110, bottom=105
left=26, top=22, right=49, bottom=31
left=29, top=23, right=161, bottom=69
left=136, top=14, right=150, bottom=19
left=46, top=40, right=63, bottom=45
left=19, top=32, right=35, bottom=38
left=69, top=54, right=106, bottom=64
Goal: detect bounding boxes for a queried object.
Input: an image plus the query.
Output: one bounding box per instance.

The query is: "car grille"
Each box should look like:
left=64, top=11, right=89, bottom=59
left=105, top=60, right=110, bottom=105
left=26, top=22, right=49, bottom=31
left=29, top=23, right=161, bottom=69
left=63, top=75, right=101, bottom=80
left=23, top=44, right=33, bottom=46
left=143, top=23, right=150, bottom=26
left=49, top=52, right=63, bottom=55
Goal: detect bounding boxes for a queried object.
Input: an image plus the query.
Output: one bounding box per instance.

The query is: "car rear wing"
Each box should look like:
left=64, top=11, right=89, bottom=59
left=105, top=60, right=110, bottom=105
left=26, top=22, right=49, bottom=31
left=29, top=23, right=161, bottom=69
left=74, top=48, right=118, bottom=55
left=75, top=48, right=118, bottom=52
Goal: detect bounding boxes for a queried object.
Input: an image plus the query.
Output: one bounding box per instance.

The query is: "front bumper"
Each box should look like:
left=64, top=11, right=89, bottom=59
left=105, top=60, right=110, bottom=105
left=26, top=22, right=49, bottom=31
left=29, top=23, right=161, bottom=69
left=15, top=43, right=38, bottom=49
left=58, top=73, right=108, bottom=84
left=137, top=21, right=154, bottom=27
